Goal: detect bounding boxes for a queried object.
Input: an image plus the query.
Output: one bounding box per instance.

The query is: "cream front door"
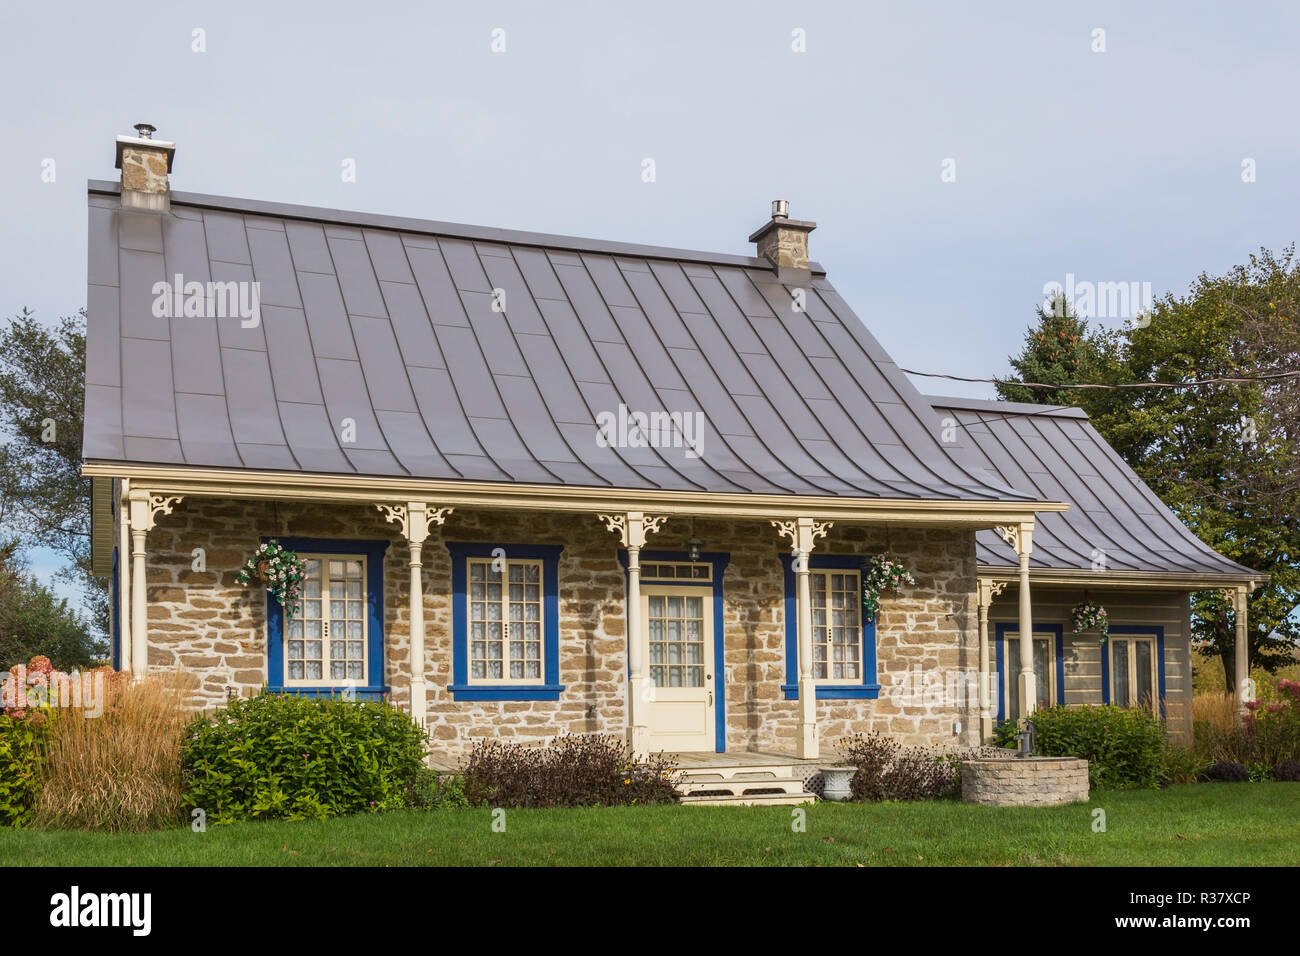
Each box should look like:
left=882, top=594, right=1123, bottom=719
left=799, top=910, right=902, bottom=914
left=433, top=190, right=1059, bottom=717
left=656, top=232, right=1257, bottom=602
left=642, top=586, right=715, bottom=752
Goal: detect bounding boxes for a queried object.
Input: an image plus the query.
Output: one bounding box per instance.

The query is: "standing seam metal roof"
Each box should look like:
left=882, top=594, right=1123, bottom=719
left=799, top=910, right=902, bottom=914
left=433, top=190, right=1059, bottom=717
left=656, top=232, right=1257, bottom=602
left=84, top=182, right=1037, bottom=503
left=930, top=395, right=1257, bottom=578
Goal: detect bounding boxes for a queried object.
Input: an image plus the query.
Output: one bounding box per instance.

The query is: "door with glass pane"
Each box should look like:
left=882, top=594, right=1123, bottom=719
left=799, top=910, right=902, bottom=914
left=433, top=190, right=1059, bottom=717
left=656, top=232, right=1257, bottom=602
left=286, top=555, right=367, bottom=687
left=1005, top=633, right=1056, bottom=720
left=1110, top=636, right=1158, bottom=711
left=642, top=585, right=715, bottom=751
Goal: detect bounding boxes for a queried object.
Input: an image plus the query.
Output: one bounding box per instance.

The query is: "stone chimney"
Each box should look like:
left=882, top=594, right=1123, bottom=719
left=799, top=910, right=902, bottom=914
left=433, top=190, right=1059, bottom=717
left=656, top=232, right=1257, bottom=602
left=114, top=123, right=175, bottom=212
left=748, top=199, right=816, bottom=271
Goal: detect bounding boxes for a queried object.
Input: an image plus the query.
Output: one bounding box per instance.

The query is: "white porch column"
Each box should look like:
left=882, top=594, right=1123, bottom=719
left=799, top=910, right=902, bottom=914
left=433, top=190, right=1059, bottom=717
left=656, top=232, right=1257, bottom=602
left=773, top=517, right=832, bottom=759
left=126, top=491, right=183, bottom=681
left=1233, top=584, right=1252, bottom=724
left=598, top=511, right=667, bottom=756
left=377, top=503, right=453, bottom=727
left=977, top=578, right=1006, bottom=742
left=997, top=521, right=1035, bottom=719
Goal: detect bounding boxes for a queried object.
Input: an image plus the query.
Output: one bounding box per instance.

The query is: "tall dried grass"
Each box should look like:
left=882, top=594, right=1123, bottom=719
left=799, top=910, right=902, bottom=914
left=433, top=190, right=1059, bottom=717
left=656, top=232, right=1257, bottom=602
left=1192, top=692, right=1245, bottom=764
left=1193, top=692, right=1237, bottom=735
left=34, top=673, right=186, bottom=832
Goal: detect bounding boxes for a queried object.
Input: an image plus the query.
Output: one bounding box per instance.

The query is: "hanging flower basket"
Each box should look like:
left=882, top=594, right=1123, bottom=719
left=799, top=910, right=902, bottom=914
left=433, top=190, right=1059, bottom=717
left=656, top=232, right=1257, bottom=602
left=860, top=553, right=916, bottom=622
left=1071, top=602, right=1109, bottom=643
left=235, top=540, right=309, bottom=618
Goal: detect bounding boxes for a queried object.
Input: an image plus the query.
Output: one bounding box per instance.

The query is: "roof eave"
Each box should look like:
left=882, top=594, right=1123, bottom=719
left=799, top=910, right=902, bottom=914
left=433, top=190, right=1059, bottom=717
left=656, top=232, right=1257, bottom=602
left=83, top=459, right=1068, bottom=527
left=977, top=565, right=1266, bottom=589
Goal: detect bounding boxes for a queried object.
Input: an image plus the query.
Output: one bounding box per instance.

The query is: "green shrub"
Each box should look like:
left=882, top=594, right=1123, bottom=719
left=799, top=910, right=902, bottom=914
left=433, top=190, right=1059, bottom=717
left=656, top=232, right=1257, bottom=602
left=1159, top=744, right=1207, bottom=786
left=993, top=719, right=1021, bottom=750
left=404, top=768, right=470, bottom=810
left=180, top=693, right=426, bottom=823
left=1028, top=705, right=1167, bottom=790
left=463, top=735, right=680, bottom=808
left=0, top=715, right=41, bottom=827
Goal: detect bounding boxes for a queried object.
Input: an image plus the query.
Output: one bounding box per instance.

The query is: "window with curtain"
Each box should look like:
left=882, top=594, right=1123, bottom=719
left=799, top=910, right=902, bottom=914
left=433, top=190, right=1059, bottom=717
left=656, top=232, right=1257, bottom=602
left=1005, top=633, right=1055, bottom=719
left=1110, top=635, right=1157, bottom=711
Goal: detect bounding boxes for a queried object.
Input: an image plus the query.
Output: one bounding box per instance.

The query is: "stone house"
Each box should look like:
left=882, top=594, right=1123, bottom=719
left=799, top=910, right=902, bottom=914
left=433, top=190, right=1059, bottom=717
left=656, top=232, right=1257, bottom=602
left=83, top=128, right=1258, bottom=766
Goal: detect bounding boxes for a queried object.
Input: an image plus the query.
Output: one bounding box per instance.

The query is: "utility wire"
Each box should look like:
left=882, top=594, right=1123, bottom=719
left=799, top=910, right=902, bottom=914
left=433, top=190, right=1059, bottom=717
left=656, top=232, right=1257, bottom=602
left=900, top=368, right=1300, bottom=390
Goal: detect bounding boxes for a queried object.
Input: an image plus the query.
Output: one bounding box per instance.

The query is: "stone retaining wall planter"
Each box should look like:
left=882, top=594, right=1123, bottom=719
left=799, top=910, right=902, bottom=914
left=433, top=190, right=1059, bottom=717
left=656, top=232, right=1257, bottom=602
left=960, top=757, right=1089, bottom=807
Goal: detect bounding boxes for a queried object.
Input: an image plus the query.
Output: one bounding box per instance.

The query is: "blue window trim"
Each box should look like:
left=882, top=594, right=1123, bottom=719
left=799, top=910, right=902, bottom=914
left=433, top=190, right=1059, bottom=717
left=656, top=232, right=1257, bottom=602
left=446, top=542, right=565, bottom=701
left=779, top=554, right=880, bottom=700
left=111, top=545, right=121, bottom=670
left=266, top=536, right=390, bottom=698
left=994, top=622, right=1065, bottom=723
left=1101, top=625, right=1167, bottom=718
left=618, top=549, right=731, bottom=754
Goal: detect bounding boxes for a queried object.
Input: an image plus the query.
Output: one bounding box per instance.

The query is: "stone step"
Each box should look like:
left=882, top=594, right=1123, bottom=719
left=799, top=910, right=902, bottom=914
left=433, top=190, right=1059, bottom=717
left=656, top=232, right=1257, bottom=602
left=680, top=791, right=818, bottom=807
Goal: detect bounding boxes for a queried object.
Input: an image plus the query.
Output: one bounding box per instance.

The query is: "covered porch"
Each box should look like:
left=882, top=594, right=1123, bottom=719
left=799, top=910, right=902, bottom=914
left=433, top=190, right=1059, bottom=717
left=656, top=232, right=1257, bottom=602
left=93, top=461, right=1063, bottom=761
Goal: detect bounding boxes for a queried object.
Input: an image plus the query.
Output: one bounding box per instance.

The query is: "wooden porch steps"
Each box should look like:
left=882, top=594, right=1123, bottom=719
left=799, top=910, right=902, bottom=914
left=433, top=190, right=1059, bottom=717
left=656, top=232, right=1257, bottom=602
left=671, top=754, right=820, bottom=806
left=680, top=791, right=815, bottom=807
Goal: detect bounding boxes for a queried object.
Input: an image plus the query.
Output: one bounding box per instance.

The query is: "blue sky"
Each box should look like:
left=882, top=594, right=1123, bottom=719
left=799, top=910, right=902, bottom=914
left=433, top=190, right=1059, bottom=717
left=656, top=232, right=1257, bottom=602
left=3, top=0, right=1298, bottom=613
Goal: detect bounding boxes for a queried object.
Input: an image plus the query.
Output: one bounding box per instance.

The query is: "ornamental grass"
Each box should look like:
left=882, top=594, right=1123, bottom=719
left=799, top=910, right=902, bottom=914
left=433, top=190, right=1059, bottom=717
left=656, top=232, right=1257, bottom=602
left=34, top=674, right=186, bottom=832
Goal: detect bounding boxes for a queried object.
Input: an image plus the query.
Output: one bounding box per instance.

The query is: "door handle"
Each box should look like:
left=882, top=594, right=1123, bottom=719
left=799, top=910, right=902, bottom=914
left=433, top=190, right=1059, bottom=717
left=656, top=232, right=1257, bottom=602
left=708, top=691, right=713, bottom=706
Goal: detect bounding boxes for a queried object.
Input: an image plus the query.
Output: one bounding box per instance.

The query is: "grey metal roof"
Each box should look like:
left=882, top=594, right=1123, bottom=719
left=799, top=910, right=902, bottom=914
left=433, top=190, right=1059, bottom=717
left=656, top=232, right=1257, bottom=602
left=83, top=181, right=1038, bottom=502
left=930, top=395, right=1257, bottom=578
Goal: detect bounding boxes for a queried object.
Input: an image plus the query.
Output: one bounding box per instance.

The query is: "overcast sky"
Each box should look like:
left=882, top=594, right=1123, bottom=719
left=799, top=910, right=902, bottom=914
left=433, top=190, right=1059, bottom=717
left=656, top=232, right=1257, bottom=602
left=3, top=0, right=1298, bottom=607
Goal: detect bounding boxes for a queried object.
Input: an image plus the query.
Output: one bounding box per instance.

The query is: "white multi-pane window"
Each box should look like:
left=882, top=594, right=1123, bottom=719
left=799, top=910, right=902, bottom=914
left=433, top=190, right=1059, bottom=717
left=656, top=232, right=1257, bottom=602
left=1111, top=635, right=1158, bottom=711
left=1005, top=633, right=1056, bottom=719
left=285, top=556, right=367, bottom=686
left=647, top=593, right=706, bottom=688
left=811, top=570, right=861, bottom=682
left=468, top=559, right=543, bottom=683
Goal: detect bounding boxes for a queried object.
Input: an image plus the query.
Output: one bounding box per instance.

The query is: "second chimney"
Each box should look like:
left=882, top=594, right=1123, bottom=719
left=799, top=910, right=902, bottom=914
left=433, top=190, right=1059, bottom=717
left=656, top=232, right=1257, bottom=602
left=749, top=199, right=816, bottom=271
left=114, top=123, right=175, bottom=212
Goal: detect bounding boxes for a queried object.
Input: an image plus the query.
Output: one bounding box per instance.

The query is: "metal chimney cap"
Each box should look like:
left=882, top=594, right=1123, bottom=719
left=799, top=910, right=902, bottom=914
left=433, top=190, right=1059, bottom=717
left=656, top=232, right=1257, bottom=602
left=133, top=123, right=157, bottom=139
left=771, top=199, right=790, bottom=220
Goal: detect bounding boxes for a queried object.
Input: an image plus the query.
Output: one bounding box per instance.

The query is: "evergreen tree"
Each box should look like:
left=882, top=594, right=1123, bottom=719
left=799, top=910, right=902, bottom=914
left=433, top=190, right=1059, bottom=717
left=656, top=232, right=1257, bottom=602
left=996, top=293, right=1103, bottom=406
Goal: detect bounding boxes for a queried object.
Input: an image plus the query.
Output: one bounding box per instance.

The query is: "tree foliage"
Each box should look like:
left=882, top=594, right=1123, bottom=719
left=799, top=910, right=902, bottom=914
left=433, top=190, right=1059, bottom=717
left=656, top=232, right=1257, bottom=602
left=0, top=309, right=107, bottom=651
left=0, top=541, right=103, bottom=670
left=995, top=292, right=1106, bottom=406
left=1008, top=251, right=1300, bottom=691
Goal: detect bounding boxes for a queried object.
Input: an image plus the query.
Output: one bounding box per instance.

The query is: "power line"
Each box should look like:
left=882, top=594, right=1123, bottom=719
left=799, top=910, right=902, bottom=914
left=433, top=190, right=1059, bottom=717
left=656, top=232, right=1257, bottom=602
left=900, top=368, right=1300, bottom=390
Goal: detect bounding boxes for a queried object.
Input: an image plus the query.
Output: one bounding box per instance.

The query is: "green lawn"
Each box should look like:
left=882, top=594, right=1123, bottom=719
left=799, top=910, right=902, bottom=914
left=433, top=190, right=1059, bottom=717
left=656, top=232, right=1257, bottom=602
left=3, top=783, right=1297, bottom=866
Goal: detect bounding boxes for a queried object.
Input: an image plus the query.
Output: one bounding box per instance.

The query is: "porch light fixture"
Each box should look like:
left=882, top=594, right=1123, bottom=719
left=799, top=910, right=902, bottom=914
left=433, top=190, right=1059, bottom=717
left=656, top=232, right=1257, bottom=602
left=687, top=518, right=702, bottom=562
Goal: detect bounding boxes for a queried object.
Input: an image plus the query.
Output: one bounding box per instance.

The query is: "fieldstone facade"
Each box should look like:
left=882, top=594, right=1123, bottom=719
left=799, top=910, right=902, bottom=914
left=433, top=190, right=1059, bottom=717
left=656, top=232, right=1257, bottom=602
left=136, top=498, right=984, bottom=762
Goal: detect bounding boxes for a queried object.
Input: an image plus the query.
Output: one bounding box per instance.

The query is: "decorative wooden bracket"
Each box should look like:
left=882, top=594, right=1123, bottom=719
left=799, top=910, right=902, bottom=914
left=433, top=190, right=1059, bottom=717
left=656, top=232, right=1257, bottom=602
left=148, top=495, right=183, bottom=529
left=771, top=518, right=832, bottom=555
left=597, top=512, right=667, bottom=549
left=376, top=502, right=453, bottom=543
left=130, top=493, right=183, bottom=532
